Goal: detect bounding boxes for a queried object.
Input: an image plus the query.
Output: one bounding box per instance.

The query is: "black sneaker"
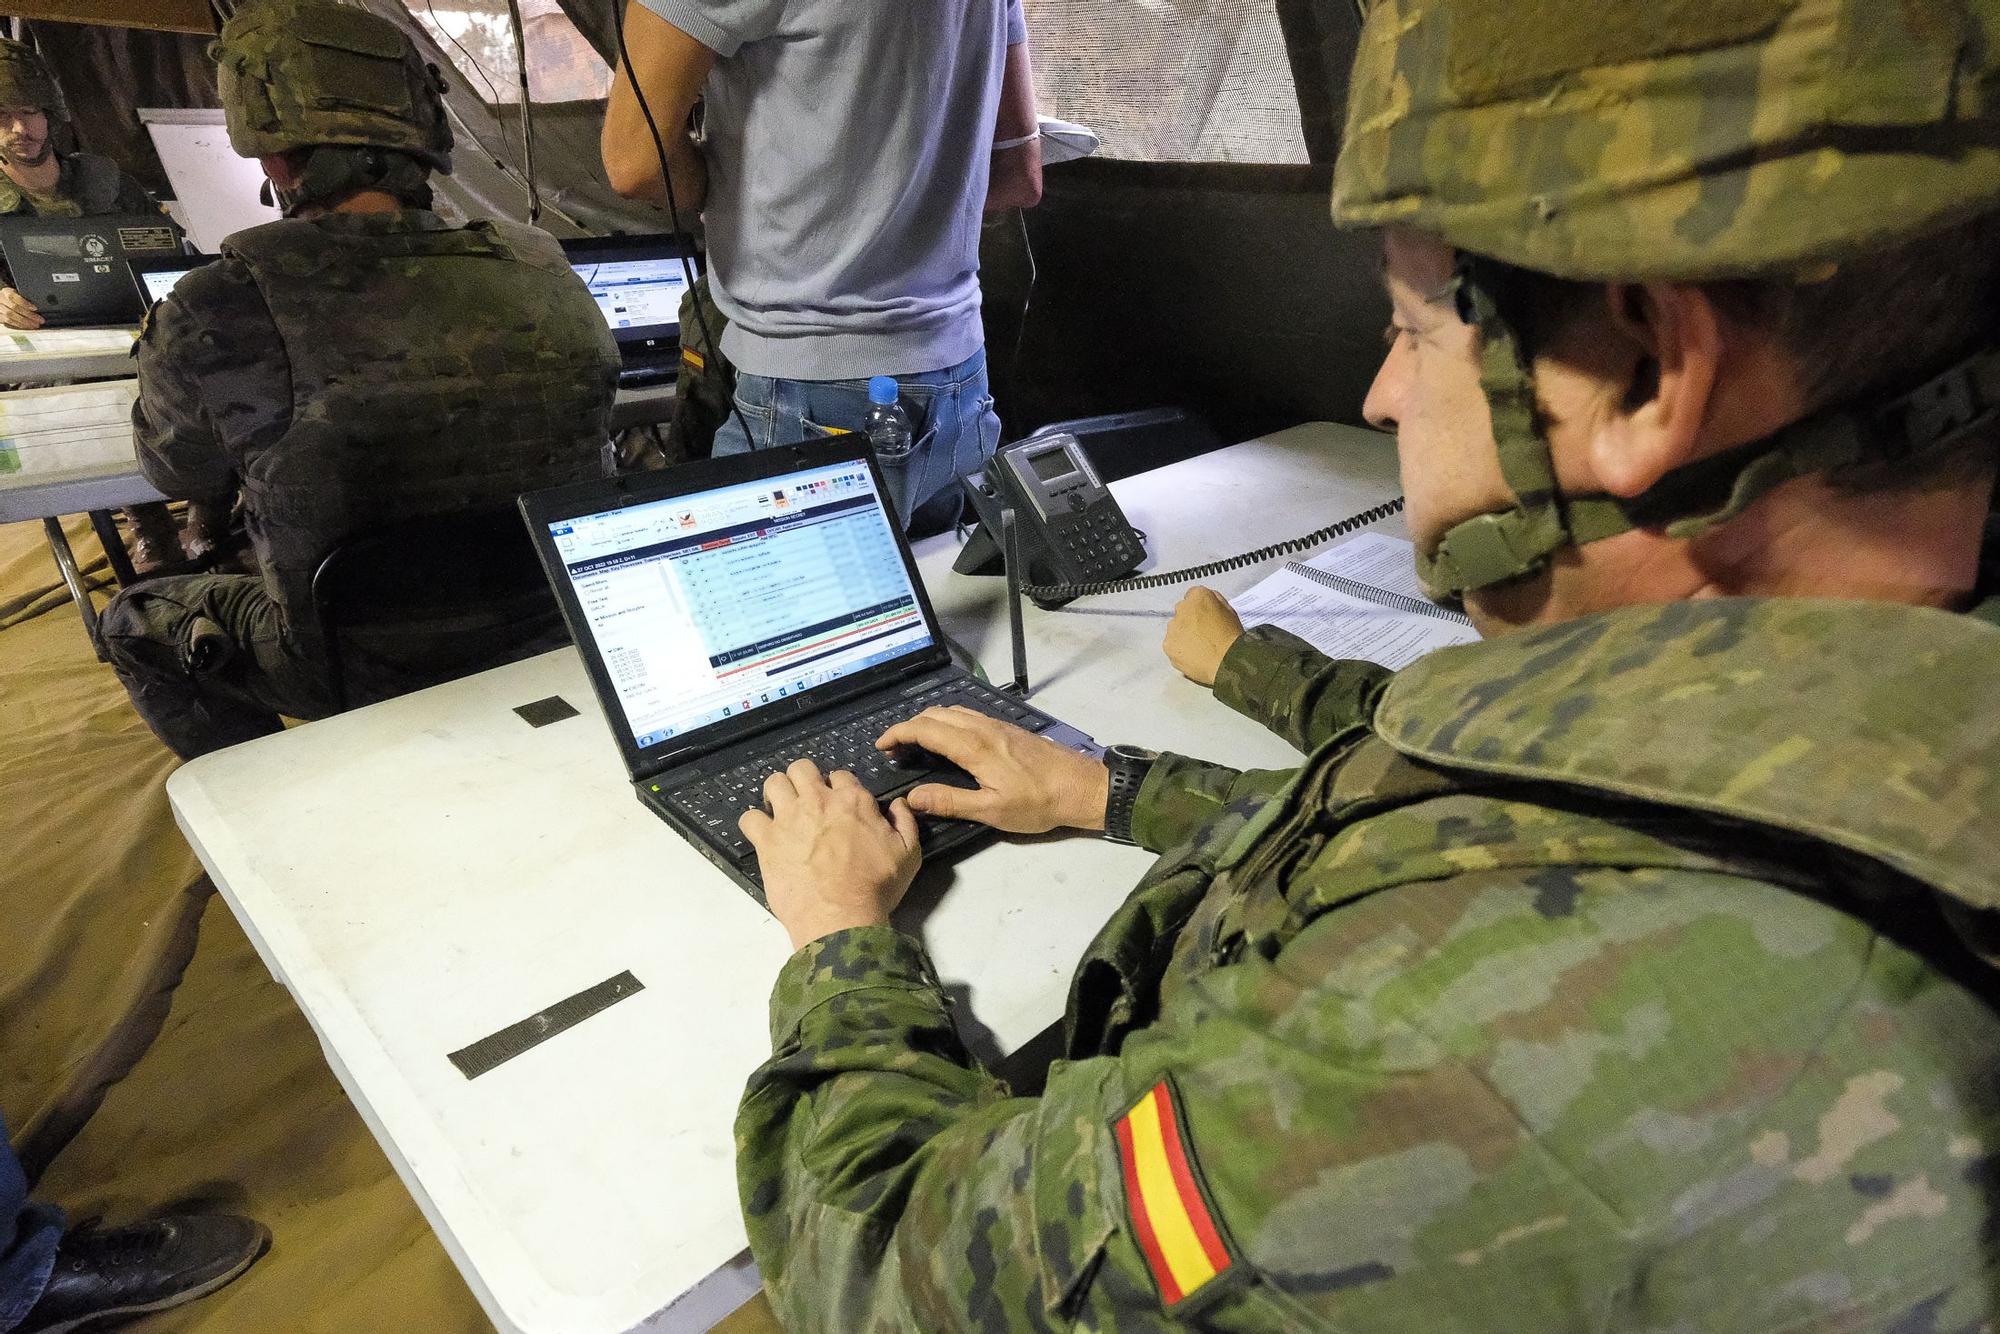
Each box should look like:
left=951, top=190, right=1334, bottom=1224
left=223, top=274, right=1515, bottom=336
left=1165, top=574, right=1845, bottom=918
left=16, top=1214, right=270, bottom=1333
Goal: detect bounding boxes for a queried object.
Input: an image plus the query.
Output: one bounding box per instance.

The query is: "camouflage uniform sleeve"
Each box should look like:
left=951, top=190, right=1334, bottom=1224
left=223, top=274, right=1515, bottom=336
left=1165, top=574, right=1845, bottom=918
left=740, top=861, right=2000, bottom=1333
left=1129, top=753, right=1296, bottom=854
left=738, top=918, right=1430, bottom=1331
left=131, top=260, right=284, bottom=502
left=1212, top=624, right=1395, bottom=752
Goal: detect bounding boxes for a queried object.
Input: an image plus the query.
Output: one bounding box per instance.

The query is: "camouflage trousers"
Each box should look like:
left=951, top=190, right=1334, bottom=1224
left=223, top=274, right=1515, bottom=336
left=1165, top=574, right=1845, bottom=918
left=95, top=573, right=337, bottom=760
left=97, top=572, right=573, bottom=759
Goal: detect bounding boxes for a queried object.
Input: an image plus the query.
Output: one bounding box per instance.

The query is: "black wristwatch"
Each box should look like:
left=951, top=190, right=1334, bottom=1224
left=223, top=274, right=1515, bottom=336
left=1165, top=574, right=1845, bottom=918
left=1102, top=744, right=1159, bottom=846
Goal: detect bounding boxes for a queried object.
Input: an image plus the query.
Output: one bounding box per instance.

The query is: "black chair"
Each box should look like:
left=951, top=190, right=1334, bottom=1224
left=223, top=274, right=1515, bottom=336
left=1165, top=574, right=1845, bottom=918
left=309, top=503, right=563, bottom=712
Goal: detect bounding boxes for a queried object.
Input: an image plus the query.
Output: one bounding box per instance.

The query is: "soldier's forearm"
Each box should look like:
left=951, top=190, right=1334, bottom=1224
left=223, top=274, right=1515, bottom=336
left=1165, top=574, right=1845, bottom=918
left=1130, top=752, right=1298, bottom=853
left=1213, top=625, right=1395, bottom=753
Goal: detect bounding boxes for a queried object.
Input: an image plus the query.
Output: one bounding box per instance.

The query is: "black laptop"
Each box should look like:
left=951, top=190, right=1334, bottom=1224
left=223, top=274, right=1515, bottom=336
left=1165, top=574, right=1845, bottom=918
left=561, top=233, right=695, bottom=388
left=127, top=252, right=215, bottom=310
left=0, top=213, right=182, bottom=326
left=521, top=438, right=1102, bottom=902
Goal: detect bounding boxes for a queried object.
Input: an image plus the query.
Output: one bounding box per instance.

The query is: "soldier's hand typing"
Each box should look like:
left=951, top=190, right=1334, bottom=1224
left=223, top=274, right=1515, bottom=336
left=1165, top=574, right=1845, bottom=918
left=876, top=707, right=1110, bottom=834
left=739, top=759, right=922, bottom=951
left=1163, top=586, right=1244, bottom=686
left=0, top=286, right=44, bottom=330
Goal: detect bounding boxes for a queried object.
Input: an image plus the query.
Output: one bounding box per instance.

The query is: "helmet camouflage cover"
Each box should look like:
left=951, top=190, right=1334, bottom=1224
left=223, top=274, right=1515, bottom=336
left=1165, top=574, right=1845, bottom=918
left=1330, top=0, right=2000, bottom=599
left=0, top=37, right=67, bottom=123
left=212, top=0, right=452, bottom=171
left=1333, top=0, right=2000, bottom=280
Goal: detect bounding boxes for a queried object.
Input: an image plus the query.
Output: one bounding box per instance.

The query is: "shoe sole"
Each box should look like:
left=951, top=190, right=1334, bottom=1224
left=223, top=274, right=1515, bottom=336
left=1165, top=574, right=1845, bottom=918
left=31, top=1232, right=270, bottom=1334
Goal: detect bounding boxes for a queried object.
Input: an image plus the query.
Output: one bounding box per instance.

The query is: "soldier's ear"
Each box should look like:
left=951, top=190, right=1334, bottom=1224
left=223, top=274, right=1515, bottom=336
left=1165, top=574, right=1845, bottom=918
left=1587, top=281, right=1722, bottom=499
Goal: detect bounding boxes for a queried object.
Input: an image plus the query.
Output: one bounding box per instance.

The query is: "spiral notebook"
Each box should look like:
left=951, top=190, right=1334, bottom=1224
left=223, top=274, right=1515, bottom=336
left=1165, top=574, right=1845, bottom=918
left=1231, top=532, right=1479, bottom=670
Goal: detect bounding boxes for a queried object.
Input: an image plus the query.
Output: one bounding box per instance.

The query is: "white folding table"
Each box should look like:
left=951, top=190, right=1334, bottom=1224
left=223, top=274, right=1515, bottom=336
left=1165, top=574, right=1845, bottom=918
left=166, top=421, right=1403, bottom=1332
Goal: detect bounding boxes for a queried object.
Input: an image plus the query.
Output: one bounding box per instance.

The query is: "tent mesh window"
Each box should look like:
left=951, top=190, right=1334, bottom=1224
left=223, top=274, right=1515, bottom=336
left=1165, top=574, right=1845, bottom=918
left=406, top=0, right=610, bottom=104
left=1022, top=0, right=1308, bottom=163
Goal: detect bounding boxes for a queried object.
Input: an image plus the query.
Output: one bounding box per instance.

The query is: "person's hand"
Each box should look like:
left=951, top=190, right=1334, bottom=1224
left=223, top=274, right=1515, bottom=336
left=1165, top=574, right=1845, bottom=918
left=1163, top=586, right=1245, bottom=686
left=875, top=707, right=1110, bottom=834
left=0, top=286, right=44, bottom=330
left=739, top=759, right=922, bottom=951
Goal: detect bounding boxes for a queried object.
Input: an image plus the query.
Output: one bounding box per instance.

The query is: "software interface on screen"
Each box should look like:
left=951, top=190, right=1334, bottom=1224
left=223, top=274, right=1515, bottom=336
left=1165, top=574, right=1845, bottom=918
left=550, top=462, right=933, bottom=749
left=570, top=257, right=690, bottom=338
left=140, top=268, right=196, bottom=302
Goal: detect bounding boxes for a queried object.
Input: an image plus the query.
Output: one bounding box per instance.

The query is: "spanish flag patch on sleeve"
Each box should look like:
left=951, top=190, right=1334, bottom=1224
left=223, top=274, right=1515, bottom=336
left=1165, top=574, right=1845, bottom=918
left=1114, top=1078, right=1235, bottom=1309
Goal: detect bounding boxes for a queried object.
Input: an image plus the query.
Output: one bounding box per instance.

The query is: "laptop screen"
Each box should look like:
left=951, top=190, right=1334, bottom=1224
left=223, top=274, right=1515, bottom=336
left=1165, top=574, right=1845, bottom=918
left=545, top=459, right=934, bottom=750
left=569, top=254, right=689, bottom=348
left=138, top=264, right=200, bottom=303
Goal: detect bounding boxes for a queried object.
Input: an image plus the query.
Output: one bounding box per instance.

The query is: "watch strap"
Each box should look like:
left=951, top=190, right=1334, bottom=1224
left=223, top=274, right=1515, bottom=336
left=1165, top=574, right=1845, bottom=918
left=1102, top=746, right=1156, bottom=846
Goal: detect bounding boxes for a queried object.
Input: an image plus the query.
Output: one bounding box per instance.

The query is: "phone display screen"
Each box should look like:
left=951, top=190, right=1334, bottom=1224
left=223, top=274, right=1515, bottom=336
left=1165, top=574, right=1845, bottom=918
left=1028, top=447, right=1076, bottom=484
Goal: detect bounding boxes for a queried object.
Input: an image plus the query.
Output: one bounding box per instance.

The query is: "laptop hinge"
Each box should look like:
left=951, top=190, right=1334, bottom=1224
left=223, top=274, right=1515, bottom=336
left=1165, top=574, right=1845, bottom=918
left=630, top=653, right=954, bottom=785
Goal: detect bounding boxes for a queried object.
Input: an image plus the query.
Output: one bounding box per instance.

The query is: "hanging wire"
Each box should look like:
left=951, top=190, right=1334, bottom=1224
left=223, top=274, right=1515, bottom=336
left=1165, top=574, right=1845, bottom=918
left=499, top=0, right=541, bottom=223
left=423, top=0, right=505, bottom=105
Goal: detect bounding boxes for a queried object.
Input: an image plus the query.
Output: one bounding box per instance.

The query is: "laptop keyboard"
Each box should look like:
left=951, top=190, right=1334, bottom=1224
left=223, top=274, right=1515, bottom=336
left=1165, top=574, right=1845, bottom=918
left=663, top=678, right=1044, bottom=860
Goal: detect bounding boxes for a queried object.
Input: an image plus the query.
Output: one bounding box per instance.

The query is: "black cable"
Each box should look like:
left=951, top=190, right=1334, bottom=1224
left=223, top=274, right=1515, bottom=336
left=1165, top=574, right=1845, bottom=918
left=423, top=0, right=505, bottom=106
left=609, top=0, right=754, bottom=448
left=1020, top=495, right=1405, bottom=602
left=500, top=0, right=540, bottom=223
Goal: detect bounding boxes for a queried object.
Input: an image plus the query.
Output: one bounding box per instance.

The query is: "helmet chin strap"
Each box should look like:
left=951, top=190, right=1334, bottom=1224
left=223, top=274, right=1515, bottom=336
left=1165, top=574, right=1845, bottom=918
left=1416, top=257, right=2000, bottom=603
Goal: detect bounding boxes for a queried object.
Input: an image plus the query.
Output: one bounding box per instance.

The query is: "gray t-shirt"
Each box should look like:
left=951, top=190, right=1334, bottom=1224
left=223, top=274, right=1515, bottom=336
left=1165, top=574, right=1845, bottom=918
left=640, top=0, right=1027, bottom=381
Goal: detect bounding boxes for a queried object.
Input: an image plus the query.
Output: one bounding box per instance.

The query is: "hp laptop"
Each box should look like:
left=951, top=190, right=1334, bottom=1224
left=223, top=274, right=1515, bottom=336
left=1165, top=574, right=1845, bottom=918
left=522, top=437, right=1102, bottom=901
left=0, top=213, right=182, bottom=326
left=128, top=253, right=215, bottom=310
left=561, top=233, right=694, bottom=388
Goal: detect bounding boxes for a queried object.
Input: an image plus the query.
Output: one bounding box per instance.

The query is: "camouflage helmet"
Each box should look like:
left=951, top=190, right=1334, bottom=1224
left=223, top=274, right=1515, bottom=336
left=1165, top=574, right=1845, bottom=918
left=1333, top=0, right=2000, bottom=281
left=0, top=38, right=67, bottom=124
left=212, top=0, right=452, bottom=172
left=1331, top=0, right=2000, bottom=601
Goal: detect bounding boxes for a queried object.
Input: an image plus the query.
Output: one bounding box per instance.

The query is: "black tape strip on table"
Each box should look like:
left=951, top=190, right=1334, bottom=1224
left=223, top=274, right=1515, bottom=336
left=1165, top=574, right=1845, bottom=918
left=448, top=971, right=645, bottom=1079
left=515, top=695, right=580, bottom=728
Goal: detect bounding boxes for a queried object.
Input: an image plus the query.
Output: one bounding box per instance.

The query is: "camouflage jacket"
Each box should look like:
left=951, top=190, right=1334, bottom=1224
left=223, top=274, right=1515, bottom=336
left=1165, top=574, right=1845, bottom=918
left=0, top=151, right=155, bottom=218
left=133, top=209, right=618, bottom=628
left=0, top=152, right=161, bottom=294
left=737, top=594, right=2000, bottom=1332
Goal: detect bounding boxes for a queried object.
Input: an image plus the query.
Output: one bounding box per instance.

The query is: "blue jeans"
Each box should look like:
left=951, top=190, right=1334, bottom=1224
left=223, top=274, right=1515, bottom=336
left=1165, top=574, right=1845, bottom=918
left=0, top=1116, right=61, bottom=1332
left=713, top=348, right=1001, bottom=532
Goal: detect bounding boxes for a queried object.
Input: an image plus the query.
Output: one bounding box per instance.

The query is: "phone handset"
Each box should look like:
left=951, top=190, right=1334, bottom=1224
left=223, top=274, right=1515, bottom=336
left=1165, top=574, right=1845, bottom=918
left=956, top=433, right=1405, bottom=607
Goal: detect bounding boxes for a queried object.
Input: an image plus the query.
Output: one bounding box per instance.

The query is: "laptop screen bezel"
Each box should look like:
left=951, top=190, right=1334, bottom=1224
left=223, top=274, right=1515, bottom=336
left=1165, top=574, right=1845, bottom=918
left=521, top=437, right=953, bottom=783
left=560, top=233, right=696, bottom=358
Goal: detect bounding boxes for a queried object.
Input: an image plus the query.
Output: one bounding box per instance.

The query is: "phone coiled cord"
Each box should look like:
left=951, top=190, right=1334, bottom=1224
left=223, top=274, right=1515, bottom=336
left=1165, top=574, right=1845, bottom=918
left=1020, top=495, right=1405, bottom=602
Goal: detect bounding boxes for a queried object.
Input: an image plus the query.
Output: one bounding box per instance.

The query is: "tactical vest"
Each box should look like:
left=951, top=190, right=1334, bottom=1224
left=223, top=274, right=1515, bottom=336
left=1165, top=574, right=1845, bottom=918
left=1071, top=596, right=2000, bottom=1061
left=220, top=214, right=619, bottom=627
left=0, top=152, right=128, bottom=217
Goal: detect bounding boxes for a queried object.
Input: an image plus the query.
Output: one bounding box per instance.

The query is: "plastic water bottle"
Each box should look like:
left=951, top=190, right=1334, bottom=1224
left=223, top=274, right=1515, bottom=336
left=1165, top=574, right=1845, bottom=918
left=862, top=376, right=915, bottom=463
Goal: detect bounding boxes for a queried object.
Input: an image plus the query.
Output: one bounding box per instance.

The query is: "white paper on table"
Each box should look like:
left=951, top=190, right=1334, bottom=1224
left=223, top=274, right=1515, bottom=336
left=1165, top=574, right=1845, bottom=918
left=1231, top=532, right=1479, bottom=671
left=0, top=380, right=140, bottom=475
left=0, top=327, right=139, bottom=357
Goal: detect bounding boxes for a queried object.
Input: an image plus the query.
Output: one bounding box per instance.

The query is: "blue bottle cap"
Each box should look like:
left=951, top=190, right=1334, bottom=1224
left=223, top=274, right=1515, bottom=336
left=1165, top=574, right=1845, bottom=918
left=868, top=376, right=899, bottom=406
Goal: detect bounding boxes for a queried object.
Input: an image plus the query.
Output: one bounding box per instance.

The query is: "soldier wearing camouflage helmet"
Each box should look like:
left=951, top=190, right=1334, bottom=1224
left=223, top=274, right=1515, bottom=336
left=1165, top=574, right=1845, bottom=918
left=96, top=0, right=620, bottom=759
left=0, top=36, right=191, bottom=570
left=0, top=36, right=160, bottom=331
left=725, top=0, right=2000, bottom=1328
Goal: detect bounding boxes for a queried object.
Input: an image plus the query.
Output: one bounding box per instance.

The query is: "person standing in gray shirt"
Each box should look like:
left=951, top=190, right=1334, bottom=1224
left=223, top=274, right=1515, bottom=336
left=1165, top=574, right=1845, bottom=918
left=603, top=0, right=1042, bottom=531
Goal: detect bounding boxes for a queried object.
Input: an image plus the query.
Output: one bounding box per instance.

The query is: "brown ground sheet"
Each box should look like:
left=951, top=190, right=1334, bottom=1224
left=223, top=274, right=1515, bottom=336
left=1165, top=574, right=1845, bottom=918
left=0, top=517, right=782, bottom=1332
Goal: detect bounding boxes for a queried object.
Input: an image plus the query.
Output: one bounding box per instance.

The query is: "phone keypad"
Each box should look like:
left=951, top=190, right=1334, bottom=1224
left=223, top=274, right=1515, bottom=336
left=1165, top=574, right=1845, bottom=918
left=1053, top=509, right=1143, bottom=578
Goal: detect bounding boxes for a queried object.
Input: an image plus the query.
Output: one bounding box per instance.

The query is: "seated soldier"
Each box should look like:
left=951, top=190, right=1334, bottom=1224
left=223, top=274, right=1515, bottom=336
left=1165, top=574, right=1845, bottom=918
left=97, top=0, right=620, bottom=761
left=724, top=0, right=2000, bottom=1328
left=0, top=36, right=200, bottom=573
